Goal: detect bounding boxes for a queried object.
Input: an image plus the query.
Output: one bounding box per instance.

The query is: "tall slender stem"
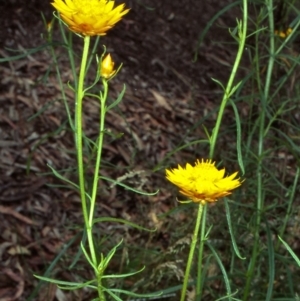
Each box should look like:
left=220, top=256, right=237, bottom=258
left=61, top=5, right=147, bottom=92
left=88, top=79, right=109, bottom=261
left=180, top=204, right=204, bottom=301
left=75, top=36, right=97, bottom=267
left=209, top=0, right=247, bottom=158
left=196, top=205, right=207, bottom=300
left=243, top=0, right=274, bottom=299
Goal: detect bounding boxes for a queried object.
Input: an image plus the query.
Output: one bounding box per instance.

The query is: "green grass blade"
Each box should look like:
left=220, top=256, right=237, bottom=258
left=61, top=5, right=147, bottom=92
left=224, top=199, right=246, bottom=260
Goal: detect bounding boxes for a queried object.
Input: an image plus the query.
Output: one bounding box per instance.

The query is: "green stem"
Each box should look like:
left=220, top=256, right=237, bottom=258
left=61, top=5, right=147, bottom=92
left=243, top=0, right=274, bottom=299
left=196, top=205, right=207, bottom=300
left=180, top=204, right=204, bottom=301
left=98, top=265, right=106, bottom=301
left=88, top=79, right=109, bottom=264
left=209, top=0, right=247, bottom=158
left=75, top=36, right=97, bottom=267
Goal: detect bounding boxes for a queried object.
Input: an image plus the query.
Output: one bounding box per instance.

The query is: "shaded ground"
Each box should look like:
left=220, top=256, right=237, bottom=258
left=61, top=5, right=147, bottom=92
left=0, top=1, right=250, bottom=300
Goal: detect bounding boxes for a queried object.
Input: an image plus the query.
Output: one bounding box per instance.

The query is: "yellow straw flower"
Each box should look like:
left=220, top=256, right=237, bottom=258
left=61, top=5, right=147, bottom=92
left=51, top=0, right=129, bottom=36
left=100, top=54, right=115, bottom=79
left=166, top=159, right=242, bottom=205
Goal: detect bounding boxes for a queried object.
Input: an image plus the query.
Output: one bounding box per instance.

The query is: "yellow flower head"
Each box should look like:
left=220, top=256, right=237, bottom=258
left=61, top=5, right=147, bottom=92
left=166, top=159, right=243, bottom=205
left=100, top=53, right=115, bottom=79
left=274, top=28, right=293, bottom=39
left=51, top=0, right=129, bottom=36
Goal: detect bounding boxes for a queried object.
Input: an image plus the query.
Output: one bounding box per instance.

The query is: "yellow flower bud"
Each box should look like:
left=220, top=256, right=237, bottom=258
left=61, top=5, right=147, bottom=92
left=286, top=28, right=293, bottom=36
left=100, top=54, right=115, bottom=79
left=47, top=21, right=52, bottom=33
left=275, top=27, right=293, bottom=39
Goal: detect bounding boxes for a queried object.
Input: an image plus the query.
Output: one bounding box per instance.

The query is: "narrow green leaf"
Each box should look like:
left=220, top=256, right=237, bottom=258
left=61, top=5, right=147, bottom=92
left=92, top=217, right=156, bottom=232
left=80, top=241, right=96, bottom=270
left=0, top=43, right=60, bottom=62
left=106, top=84, right=126, bottom=111
left=107, top=287, right=162, bottom=299
left=47, top=164, right=79, bottom=189
left=102, top=266, right=145, bottom=279
left=229, top=99, right=245, bottom=175
left=99, top=240, right=123, bottom=271
left=224, top=199, right=245, bottom=260
left=100, top=176, right=159, bottom=196
left=34, top=275, right=96, bottom=290
left=211, top=78, right=225, bottom=91
left=205, top=242, right=233, bottom=300
left=278, top=236, right=300, bottom=266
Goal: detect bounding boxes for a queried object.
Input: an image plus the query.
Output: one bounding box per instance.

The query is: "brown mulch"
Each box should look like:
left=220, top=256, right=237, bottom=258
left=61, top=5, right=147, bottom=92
left=0, top=0, right=244, bottom=300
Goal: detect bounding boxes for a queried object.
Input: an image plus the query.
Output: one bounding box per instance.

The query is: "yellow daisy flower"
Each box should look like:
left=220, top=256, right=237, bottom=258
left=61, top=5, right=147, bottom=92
left=166, top=159, right=243, bottom=204
left=100, top=53, right=115, bottom=79
left=51, top=0, right=129, bottom=36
